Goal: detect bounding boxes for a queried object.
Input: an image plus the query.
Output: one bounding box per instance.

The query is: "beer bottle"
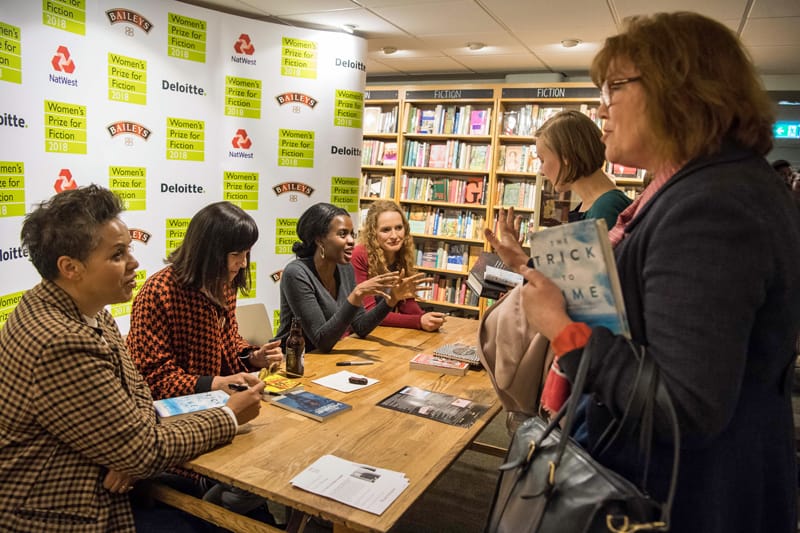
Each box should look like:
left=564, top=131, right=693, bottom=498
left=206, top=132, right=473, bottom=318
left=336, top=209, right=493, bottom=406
left=285, top=317, right=305, bottom=378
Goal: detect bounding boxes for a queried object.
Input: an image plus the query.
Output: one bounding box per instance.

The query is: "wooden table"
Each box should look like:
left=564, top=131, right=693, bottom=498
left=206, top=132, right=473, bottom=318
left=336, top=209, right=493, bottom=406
left=178, top=317, right=501, bottom=533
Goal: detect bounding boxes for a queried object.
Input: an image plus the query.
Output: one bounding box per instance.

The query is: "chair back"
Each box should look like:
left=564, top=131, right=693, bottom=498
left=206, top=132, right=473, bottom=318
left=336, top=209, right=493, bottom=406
left=236, top=303, right=273, bottom=346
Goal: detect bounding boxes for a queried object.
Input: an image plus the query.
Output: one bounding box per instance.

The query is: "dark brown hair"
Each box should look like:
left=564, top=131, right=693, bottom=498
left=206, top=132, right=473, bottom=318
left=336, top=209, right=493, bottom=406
left=169, top=201, right=258, bottom=302
left=590, top=12, right=774, bottom=166
left=535, top=110, right=606, bottom=185
left=22, top=185, right=124, bottom=280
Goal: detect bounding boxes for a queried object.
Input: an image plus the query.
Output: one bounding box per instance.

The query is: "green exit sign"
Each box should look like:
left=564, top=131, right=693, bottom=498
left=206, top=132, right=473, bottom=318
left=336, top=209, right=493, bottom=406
left=774, top=121, right=800, bottom=139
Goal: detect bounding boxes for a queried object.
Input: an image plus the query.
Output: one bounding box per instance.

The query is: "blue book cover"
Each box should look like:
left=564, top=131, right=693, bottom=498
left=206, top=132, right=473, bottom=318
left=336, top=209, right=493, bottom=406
left=272, top=390, right=352, bottom=422
left=528, top=218, right=630, bottom=337
left=153, top=390, right=229, bottom=419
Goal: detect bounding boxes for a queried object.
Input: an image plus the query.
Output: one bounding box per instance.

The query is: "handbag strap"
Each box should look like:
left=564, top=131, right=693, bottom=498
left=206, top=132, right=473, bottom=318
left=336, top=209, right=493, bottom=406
left=545, top=340, right=681, bottom=532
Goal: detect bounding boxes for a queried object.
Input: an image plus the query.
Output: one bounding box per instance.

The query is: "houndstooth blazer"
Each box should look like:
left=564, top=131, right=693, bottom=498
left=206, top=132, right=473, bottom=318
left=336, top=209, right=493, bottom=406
left=0, top=280, right=237, bottom=532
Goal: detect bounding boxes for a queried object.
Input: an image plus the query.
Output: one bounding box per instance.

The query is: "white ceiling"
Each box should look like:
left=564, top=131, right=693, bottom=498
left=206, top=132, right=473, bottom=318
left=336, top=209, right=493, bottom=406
left=178, top=0, right=800, bottom=81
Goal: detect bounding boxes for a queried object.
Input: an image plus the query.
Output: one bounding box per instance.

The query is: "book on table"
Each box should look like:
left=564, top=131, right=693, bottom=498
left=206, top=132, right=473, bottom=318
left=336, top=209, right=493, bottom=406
left=153, top=390, right=229, bottom=420
left=432, top=343, right=482, bottom=368
left=409, top=352, right=469, bottom=376
left=258, top=368, right=304, bottom=396
left=271, top=389, right=352, bottom=422
left=466, top=251, right=512, bottom=299
left=528, top=218, right=630, bottom=337
left=377, top=386, right=489, bottom=428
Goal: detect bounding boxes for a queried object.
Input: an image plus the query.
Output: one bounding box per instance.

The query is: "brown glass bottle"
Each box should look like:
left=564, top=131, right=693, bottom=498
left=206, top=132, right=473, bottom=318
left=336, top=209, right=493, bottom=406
left=285, top=317, right=305, bottom=378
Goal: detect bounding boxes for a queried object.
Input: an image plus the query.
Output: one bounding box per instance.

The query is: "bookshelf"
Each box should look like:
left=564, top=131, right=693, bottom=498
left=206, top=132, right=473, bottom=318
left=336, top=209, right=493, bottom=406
left=360, top=82, right=647, bottom=317
left=397, top=86, right=498, bottom=317
left=359, top=88, right=401, bottom=231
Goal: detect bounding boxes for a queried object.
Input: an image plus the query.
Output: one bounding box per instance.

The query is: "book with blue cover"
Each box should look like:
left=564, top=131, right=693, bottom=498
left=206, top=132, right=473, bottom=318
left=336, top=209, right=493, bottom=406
left=153, top=390, right=229, bottom=419
left=528, top=218, right=630, bottom=337
left=271, top=390, right=352, bottom=422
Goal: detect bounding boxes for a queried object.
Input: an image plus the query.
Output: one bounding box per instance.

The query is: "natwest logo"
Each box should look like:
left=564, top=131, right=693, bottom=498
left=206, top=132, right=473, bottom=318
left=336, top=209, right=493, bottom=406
left=49, top=46, right=78, bottom=88
left=234, top=34, right=254, bottom=55
left=272, top=181, right=314, bottom=197
left=231, top=129, right=251, bottom=149
left=51, top=46, right=75, bottom=73
left=229, top=129, right=254, bottom=159
left=106, top=9, right=153, bottom=33
left=54, top=169, right=77, bottom=193
left=107, top=121, right=151, bottom=140
left=129, top=228, right=151, bottom=244
left=232, top=34, right=256, bottom=65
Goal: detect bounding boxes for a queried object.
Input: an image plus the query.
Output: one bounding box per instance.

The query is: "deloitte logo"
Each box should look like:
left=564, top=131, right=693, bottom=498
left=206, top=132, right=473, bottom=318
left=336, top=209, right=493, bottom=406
left=0, top=112, right=26, bottom=128
left=0, top=246, right=29, bottom=263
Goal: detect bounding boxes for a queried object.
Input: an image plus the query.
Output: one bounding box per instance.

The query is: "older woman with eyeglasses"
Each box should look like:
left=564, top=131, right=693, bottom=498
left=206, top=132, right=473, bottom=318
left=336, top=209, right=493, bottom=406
left=513, top=12, right=800, bottom=533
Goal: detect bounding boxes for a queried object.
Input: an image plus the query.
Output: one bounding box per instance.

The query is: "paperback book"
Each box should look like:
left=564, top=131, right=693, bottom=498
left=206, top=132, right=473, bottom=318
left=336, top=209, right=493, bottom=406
left=153, top=390, right=229, bottom=420
left=258, top=369, right=304, bottom=396
left=271, top=390, right=352, bottom=422
left=433, top=343, right=482, bottom=367
left=378, top=386, right=489, bottom=428
left=466, top=251, right=513, bottom=299
left=528, top=218, right=630, bottom=337
left=409, top=352, right=469, bottom=376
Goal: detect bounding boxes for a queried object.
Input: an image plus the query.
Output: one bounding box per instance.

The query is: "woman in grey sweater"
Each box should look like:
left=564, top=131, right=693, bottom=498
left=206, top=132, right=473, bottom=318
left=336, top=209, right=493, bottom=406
left=275, top=203, right=427, bottom=352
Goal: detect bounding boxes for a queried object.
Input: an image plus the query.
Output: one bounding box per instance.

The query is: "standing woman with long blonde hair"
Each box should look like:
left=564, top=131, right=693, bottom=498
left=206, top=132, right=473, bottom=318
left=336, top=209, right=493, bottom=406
left=352, top=200, right=444, bottom=331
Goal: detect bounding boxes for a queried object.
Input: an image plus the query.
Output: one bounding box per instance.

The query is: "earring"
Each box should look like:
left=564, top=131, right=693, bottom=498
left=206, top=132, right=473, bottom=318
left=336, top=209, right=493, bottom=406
left=319, top=245, right=325, bottom=259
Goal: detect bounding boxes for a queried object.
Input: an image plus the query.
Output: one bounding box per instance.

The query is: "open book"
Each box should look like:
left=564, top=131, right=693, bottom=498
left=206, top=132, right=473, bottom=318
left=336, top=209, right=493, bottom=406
left=528, top=218, right=630, bottom=337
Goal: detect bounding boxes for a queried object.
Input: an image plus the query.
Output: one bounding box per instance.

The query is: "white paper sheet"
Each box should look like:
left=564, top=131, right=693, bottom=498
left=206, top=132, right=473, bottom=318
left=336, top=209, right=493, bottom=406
left=312, top=370, right=379, bottom=392
left=290, top=454, right=409, bottom=515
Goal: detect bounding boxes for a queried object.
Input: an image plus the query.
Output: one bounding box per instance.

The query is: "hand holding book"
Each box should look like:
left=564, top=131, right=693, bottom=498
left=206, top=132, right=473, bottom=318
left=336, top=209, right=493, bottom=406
left=517, top=266, right=574, bottom=339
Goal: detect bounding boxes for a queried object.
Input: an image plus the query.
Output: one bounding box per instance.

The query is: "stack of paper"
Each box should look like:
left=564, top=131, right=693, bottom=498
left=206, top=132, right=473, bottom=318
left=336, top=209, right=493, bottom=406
left=290, top=455, right=409, bottom=515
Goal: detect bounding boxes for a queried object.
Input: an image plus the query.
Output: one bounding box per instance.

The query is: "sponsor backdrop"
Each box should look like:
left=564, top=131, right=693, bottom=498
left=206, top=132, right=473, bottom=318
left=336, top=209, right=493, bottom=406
left=0, top=0, right=367, bottom=333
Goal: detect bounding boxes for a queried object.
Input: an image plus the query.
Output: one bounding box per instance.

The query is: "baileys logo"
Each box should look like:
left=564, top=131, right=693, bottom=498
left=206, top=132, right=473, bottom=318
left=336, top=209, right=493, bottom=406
left=129, top=228, right=151, bottom=244
left=106, top=9, right=153, bottom=33
left=272, top=182, right=314, bottom=196
left=275, top=93, right=318, bottom=108
left=107, top=121, right=151, bottom=140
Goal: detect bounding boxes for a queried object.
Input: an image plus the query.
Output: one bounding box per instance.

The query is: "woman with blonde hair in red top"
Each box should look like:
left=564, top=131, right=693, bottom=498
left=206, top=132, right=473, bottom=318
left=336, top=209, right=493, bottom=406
left=352, top=200, right=444, bottom=331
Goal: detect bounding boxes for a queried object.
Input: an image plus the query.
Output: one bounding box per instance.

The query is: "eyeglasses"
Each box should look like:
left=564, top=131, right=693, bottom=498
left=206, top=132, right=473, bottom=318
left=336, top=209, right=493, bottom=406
left=599, top=76, right=642, bottom=107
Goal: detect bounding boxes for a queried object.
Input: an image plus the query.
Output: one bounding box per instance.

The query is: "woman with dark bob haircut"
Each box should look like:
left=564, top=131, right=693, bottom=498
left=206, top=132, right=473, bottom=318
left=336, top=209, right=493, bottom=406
left=505, top=12, right=800, bottom=533
left=274, top=202, right=428, bottom=352
left=128, top=201, right=283, bottom=400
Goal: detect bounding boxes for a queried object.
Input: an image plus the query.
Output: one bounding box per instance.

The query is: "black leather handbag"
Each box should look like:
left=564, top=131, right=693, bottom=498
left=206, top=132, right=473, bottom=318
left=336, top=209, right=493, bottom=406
left=485, top=341, right=680, bottom=533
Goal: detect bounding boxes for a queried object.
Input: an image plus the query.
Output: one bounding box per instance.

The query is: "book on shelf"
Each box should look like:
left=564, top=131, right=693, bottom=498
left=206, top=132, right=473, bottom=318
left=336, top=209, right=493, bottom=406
left=271, top=389, right=352, bottom=422
left=258, top=369, right=304, bottom=396
left=466, top=251, right=512, bottom=300
left=153, top=390, right=229, bottom=420
left=408, top=205, right=428, bottom=233
left=464, top=176, right=486, bottom=205
left=377, top=386, right=489, bottom=428
left=409, top=352, right=469, bottom=376
left=363, top=106, right=382, bottom=133
left=433, top=343, right=482, bottom=367
left=419, top=109, right=436, bottom=134
left=468, top=145, right=489, bottom=170
left=503, top=145, right=524, bottom=172
left=470, top=109, right=490, bottom=135
left=382, top=142, right=398, bottom=167
left=528, top=218, right=630, bottom=337
left=502, top=111, right=518, bottom=135
left=428, top=144, right=448, bottom=169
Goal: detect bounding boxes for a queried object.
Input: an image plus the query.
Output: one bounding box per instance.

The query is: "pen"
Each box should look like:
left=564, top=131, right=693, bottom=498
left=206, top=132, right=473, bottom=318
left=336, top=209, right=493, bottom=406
left=228, top=383, right=248, bottom=392
left=336, top=361, right=374, bottom=366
